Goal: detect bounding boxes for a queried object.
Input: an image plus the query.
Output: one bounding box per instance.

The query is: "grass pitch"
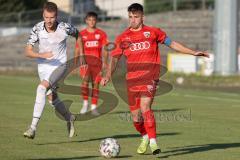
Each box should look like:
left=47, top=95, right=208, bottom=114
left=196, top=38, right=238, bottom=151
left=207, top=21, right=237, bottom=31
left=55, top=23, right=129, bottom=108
left=0, top=74, right=239, bottom=160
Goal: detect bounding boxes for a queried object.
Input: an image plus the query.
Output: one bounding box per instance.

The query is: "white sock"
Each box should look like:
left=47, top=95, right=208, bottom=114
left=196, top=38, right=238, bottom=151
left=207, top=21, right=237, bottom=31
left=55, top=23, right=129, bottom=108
left=53, top=98, right=71, bottom=121
left=150, top=138, right=157, bottom=145
left=80, top=100, right=88, bottom=113
left=30, top=118, right=38, bottom=131
left=83, top=100, right=88, bottom=107
left=143, top=134, right=149, bottom=141
left=90, top=104, right=100, bottom=116
left=31, top=85, right=46, bottom=130
left=91, top=104, right=97, bottom=110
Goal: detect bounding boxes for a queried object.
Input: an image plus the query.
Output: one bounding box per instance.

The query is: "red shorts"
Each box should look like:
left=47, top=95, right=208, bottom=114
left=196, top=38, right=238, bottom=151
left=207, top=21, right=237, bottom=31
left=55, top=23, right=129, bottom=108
left=80, top=64, right=102, bottom=83
left=127, top=79, right=159, bottom=111
left=79, top=55, right=102, bottom=83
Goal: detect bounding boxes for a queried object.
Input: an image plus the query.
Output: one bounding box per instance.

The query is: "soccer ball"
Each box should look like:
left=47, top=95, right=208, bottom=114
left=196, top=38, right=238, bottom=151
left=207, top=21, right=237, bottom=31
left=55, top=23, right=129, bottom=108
left=176, top=76, right=184, bottom=85
left=99, top=138, right=120, bottom=158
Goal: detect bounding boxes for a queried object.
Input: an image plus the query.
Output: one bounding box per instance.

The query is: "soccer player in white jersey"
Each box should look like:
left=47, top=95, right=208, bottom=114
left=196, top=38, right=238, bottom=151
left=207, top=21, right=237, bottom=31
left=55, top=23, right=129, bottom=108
left=23, top=2, right=84, bottom=139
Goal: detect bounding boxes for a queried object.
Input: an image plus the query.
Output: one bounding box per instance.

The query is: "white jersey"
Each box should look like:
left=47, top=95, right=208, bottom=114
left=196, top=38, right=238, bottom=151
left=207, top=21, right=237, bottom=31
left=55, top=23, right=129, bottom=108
left=27, top=21, right=78, bottom=66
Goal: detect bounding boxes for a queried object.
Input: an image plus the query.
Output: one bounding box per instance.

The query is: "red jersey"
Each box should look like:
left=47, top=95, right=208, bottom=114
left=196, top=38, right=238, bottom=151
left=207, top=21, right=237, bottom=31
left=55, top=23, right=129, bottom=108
left=111, top=25, right=167, bottom=81
left=76, top=28, right=108, bottom=58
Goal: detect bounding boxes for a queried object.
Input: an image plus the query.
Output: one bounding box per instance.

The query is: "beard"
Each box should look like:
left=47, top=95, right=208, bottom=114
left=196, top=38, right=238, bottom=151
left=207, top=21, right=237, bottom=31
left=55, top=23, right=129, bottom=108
left=130, top=23, right=141, bottom=29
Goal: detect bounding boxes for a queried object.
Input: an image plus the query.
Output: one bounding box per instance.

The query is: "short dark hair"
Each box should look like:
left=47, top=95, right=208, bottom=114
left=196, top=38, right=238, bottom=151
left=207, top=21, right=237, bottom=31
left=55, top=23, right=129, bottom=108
left=128, top=3, right=143, bottom=13
left=43, top=2, right=58, bottom=13
left=85, top=12, right=98, bottom=19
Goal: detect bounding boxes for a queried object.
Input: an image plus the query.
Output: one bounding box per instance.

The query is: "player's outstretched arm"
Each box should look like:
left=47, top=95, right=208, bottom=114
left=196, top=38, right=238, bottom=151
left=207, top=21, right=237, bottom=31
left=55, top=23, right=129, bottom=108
left=169, top=41, right=209, bottom=58
left=100, top=56, right=119, bottom=86
left=25, top=45, right=53, bottom=59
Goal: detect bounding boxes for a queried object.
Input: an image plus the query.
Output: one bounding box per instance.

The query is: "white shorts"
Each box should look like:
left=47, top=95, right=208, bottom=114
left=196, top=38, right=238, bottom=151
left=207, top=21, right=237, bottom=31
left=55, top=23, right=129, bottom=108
left=38, top=63, right=67, bottom=87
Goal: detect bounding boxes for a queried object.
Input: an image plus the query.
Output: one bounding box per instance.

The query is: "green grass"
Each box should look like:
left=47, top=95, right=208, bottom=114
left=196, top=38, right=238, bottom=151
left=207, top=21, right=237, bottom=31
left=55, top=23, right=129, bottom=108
left=0, top=74, right=239, bottom=160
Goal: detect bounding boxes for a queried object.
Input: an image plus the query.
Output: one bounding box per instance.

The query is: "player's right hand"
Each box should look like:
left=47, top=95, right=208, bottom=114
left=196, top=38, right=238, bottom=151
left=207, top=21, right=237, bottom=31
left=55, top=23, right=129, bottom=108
left=40, top=52, right=54, bottom=59
left=100, top=77, right=110, bottom=86
left=79, top=55, right=87, bottom=66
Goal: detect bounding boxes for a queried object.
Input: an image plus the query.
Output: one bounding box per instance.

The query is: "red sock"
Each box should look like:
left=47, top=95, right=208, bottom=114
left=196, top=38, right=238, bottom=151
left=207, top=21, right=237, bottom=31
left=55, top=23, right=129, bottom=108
left=81, top=85, right=89, bottom=100
left=91, top=88, right=99, bottom=105
left=133, top=121, right=147, bottom=136
left=132, top=98, right=147, bottom=136
left=143, top=110, right=156, bottom=139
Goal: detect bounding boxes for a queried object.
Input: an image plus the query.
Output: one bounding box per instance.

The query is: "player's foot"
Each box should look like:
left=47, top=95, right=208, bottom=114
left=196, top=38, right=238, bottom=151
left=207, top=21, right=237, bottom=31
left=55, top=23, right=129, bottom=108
left=91, top=109, right=100, bottom=116
left=80, top=104, right=88, bottom=114
left=150, top=143, right=161, bottom=155
left=67, top=115, right=76, bottom=138
left=137, top=138, right=149, bottom=154
left=23, top=127, right=35, bottom=139
left=90, top=104, right=100, bottom=116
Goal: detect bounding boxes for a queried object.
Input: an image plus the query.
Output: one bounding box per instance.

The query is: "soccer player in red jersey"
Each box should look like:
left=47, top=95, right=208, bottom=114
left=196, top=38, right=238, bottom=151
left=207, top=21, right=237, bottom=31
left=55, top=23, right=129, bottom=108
left=101, top=3, right=209, bottom=155
left=75, top=12, right=109, bottom=115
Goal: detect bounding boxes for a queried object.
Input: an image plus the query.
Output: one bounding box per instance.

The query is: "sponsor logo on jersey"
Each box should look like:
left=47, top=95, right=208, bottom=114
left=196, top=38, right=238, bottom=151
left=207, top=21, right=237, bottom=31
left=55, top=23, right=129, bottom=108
left=143, top=32, right=150, bottom=38
left=85, top=41, right=99, bottom=47
left=129, top=41, right=150, bottom=51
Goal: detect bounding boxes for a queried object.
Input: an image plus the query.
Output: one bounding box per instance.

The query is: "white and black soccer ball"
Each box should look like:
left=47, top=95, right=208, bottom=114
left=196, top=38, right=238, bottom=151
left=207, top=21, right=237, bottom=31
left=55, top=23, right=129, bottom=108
left=99, top=138, right=120, bottom=158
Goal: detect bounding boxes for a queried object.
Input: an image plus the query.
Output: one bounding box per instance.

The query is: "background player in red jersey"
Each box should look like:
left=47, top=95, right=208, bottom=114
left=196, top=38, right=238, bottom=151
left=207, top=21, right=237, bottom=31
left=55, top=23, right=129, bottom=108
left=101, top=3, right=209, bottom=156
left=75, top=12, right=109, bottom=115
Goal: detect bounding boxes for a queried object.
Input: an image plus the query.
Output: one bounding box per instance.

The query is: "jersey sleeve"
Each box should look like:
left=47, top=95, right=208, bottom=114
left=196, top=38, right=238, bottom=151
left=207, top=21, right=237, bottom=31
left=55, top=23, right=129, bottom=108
left=111, top=35, right=123, bottom=58
left=101, top=31, right=108, bottom=46
left=156, top=28, right=167, bottom=44
left=27, top=25, right=38, bottom=46
left=65, top=23, right=78, bottom=38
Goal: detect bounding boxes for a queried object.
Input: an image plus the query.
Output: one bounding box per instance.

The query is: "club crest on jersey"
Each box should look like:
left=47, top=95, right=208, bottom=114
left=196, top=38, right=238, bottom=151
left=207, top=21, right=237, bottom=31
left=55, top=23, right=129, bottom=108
left=143, top=32, right=150, bottom=38
left=95, top=34, right=100, bottom=39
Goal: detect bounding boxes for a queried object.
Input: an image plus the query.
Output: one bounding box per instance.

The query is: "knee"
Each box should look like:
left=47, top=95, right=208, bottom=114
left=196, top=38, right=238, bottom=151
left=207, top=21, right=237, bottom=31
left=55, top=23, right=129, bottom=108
left=140, top=102, right=151, bottom=113
left=40, top=80, right=50, bottom=88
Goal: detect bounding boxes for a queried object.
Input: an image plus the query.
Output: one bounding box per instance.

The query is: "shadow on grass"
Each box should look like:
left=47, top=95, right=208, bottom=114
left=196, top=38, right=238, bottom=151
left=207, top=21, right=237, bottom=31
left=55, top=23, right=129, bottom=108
left=159, top=143, right=240, bottom=158
left=36, top=132, right=180, bottom=146
left=27, top=156, right=99, bottom=160
left=28, top=155, right=132, bottom=160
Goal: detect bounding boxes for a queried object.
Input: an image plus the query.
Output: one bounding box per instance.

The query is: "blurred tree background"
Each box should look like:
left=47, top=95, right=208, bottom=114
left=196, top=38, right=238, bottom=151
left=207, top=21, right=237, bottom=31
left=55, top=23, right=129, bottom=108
left=0, top=0, right=46, bottom=24
left=144, top=0, right=214, bottom=14
left=0, top=0, right=46, bottom=13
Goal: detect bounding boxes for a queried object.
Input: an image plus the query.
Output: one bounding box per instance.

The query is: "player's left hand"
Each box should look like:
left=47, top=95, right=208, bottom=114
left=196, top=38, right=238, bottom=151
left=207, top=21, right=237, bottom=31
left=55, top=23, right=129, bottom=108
left=100, top=77, right=110, bottom=86
left=194, top=51, right=210, bottom=58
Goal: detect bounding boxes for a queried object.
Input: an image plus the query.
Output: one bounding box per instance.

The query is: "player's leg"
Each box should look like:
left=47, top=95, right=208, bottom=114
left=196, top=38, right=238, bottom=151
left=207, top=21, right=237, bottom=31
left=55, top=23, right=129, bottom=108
left=127, top=89, right=149, bottom=154
left=90, top=81, right=100, bottom=115
left=23, top=80, right=49, bottom=139
left=47, top=63, right=76, bottom=138
left=80, top=77, right=90, bottom=114
left=90, top=62, right=101, bottom=108
left=131, top=107, right=150, bottom=154
left=88, top=61, right=102, bottom=115
left=47, top=91, right=75, bottom=138
left=80, top=66, right=90, bottom=114
left=140, top=96, right=160, bottom=155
